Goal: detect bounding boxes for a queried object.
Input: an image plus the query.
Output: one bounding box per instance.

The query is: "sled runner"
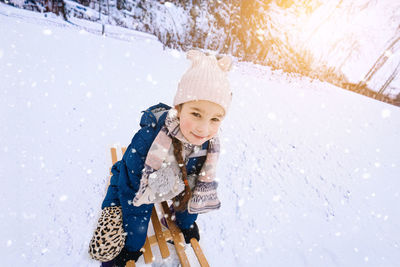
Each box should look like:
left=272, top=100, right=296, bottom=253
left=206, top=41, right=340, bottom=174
left=108, top=147, right=210, bottom=267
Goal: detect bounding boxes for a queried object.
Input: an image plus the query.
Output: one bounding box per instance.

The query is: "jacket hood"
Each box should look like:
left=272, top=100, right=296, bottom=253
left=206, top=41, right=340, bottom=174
left=139, top=103, right=171, bottom=128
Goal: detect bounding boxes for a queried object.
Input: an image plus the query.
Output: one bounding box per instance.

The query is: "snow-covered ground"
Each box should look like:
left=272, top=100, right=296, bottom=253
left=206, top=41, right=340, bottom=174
left=1, top=4, right=400, bottom=267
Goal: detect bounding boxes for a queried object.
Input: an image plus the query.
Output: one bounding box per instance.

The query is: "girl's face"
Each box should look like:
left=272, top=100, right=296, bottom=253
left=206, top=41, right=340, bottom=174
left=176, top=100, right=225, bottom=145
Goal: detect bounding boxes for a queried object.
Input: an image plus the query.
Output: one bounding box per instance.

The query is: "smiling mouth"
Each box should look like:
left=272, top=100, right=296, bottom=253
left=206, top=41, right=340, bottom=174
left=191, top=132, right=206, bottom=139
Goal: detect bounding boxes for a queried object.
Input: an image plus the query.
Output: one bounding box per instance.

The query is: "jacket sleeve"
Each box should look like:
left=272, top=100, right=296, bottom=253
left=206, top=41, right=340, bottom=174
left=117, top=125, right=157, bottom=251
left=101, top=161, right=122, bottom=209
left=117, top=125, right=157, bottom=212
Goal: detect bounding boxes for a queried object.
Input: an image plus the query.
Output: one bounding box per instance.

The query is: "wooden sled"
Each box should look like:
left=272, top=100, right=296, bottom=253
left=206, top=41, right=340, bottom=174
left=108, top=147, right=210, bottom=267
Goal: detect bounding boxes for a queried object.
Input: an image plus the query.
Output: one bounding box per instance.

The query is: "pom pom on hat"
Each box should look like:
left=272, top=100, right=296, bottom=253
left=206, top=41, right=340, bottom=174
left=173, top=50, right=233, bottom=114
left=217, top=55, right=232, bottom=72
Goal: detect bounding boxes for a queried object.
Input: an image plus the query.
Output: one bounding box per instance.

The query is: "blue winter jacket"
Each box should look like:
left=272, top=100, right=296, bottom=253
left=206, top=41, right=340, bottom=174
left=101, top=103, right=209, bottom=252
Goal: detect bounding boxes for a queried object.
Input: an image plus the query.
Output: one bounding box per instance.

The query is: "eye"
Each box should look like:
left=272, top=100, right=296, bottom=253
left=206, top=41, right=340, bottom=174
left=191, top=112, right=201, bottom=118
left=211, top=118, right=220, bottom=122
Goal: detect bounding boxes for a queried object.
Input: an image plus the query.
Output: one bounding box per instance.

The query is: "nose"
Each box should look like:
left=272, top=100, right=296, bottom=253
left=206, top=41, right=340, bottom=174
left=195, top=120, right=209, bottom=136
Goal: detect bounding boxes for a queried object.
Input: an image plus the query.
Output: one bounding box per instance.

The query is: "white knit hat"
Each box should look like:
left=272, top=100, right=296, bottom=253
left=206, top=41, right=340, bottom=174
left=173, top=50, right=233, bottom=114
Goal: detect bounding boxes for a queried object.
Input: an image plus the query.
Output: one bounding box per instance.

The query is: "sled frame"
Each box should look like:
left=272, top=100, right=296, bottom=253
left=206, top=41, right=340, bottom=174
left=108, top=147, right=210, bottom=267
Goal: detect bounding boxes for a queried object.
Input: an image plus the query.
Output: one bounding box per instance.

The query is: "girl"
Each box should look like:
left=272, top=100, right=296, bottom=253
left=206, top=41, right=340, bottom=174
left=89, top=50, right=232, bottom=266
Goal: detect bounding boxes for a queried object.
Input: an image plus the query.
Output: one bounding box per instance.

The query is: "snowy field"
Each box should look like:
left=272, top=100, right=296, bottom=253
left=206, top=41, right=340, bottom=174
left=1, top=3, right=400, bottom=267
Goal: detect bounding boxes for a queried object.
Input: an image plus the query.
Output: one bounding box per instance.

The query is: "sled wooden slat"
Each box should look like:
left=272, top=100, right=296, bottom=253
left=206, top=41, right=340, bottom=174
left=107, top=147, right=119, bottom=188
left=148, top=230, right=172, bottom=245
left=111, top=147, right=118, bottom=164
left=161, top=201, right=190, bottom=267
left=151, top=206, right=170, bottom=259
left=190, top=238, right=210, bottom=267
left=142, top=237, right=153, bottom=264
left=126, top=260, right=135, bottom=267
left=110, top=147, right=118, bottom=174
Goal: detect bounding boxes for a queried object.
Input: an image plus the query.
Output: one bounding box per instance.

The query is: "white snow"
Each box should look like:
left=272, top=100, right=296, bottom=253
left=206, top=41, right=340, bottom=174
left=1, top=3, right=400, bottom=267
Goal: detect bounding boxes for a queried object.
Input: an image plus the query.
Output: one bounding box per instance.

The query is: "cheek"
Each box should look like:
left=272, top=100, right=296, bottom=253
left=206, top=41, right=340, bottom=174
left=209, top=124, right=220, bottom=136
left=180, top=118, right=194, bottom=133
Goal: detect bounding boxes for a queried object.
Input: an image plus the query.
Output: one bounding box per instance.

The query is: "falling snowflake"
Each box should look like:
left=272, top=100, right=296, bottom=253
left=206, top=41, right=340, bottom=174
left=272, top=195, right=281, bottom=202
left=381, top=109, right=391, bottom=118
left=256, top=29, right=265, bottom=35
left=384, top=50, right=392, bottom=57
left=42, top=29, right=52, bottom=35
left=267, top=112, right=277, bottom=120
left=169, top=50, right=181, bottom=58
left=362, top=173, right=371, bottom=179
